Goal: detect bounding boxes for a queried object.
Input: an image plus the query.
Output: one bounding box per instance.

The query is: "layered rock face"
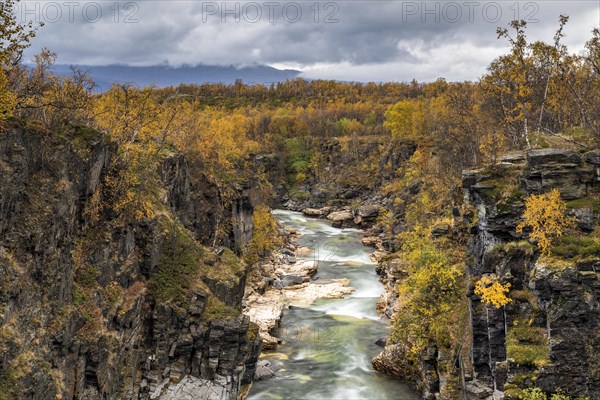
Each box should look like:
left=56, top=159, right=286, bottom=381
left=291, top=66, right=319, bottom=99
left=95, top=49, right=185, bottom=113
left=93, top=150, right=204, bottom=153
left=372, top=148, right=600, bottom=400
left=0, top=126, right=261, bottom=399
left=463, top=149, right=600, bottom=399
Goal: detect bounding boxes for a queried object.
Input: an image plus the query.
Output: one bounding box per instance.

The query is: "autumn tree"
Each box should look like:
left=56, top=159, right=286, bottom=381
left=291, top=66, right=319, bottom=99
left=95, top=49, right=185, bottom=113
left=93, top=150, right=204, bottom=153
left=475, top=274, right=512, bottom=308
left=92, top=85, right=179, bottom=222
left=391, top=225, right=466, bottom=361
left=0, top=0, right=40, bottom=65
left=482, top=20, right=533, bottom=148
left=384, top=99, right=425, bottom=142
left=0, top=65, right=14, bottom=119
left=93, top=84, right=164, bottom=146
left=516, top=188, right=575, bottom=255
left=10, top=49, right=95, bottom=128
left=530, top=15, right=569, bottom=138
left=481, top=16, right=600, bottom=147
left=0, top=0, right=40, bottom=120
left=244, top=204, right=282, bottom=264
left=586, top=28, right=600, bottom=75
left=426, top=83, right=488, bottom=172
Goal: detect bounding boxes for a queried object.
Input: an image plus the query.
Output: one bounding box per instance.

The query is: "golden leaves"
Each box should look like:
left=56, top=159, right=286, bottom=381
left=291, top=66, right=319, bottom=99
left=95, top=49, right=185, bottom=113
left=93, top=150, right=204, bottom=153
left=391, top=224, right=466, bottom=357
left=516, top=188, right=576, bottom=255
left=0, top=69, right=16, bottom=120
left=474, top=274, right=512, bottom=308
left=244, top=204, right=282, bottom=265
left=384, top=99, right=425, bottom=142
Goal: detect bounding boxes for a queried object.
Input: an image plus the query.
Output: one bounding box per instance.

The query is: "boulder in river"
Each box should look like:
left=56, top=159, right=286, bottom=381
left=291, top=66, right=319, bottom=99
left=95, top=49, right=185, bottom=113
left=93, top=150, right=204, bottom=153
left=280, top=279, right=355, bottom=305
left=254, top=360, right=276, bottom=380
left=326, top=210, right=353, bottom=227
left=327, top=210, right=353, bottom=222
left=303, top=207, right=331, bottom=216
left=357, top=204, right=381, bottom=218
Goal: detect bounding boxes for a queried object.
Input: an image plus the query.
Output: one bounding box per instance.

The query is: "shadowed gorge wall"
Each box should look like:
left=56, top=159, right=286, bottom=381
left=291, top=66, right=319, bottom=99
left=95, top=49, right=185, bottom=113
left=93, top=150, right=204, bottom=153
left=463, top=149, right=600, bottom=399
left=0, top=124, right=261, bottom=399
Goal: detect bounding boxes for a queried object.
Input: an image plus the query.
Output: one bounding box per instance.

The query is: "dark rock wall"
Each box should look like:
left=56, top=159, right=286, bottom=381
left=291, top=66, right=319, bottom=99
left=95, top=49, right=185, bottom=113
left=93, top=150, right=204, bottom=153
left=463, top=149, right=600, bottom=399
left=0, top=126, right=261, bottom=399
left=158, top=152, right=256, bottom=252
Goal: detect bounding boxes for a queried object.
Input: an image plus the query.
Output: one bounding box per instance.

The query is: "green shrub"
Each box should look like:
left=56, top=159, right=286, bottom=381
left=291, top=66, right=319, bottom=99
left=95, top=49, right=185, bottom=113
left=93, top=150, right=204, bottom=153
left=203, top=296, right=238, bottom=320
left=566, top=197, right=600, bottom=212
left=507, top=387, right=589, bottom=400
left=490, top=240, right=536, bottom=256
left=150, top=223, right=203, bottom=306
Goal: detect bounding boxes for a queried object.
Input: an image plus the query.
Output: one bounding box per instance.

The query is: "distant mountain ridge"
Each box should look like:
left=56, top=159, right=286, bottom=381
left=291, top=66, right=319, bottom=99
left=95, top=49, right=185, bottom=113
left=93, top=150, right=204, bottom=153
left=50, top=64, right=302, bottom=91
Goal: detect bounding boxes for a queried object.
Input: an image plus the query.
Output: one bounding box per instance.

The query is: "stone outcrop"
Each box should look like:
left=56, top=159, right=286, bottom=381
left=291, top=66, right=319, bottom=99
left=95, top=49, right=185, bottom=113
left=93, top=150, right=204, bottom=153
left=159, top=151, right=258, bottom=252
left=300, top=204, right=383, bottom=229
left=354, top=204, right=381, bottom=225
left=372, top=344, right=440, bottom=400
left=463, top=148, right=600, bottom=399
left=372, top=148, right=600, bottom=400
left=0, top=125, right=261, bottom=400
left=302, top=207, right=331, bottom=217
left=277, top=138, right=416, bottom=212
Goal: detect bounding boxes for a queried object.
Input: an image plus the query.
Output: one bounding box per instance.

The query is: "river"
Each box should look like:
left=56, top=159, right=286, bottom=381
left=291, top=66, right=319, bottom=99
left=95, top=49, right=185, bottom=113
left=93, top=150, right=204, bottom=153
left=247, top=210, right=419, bottom=400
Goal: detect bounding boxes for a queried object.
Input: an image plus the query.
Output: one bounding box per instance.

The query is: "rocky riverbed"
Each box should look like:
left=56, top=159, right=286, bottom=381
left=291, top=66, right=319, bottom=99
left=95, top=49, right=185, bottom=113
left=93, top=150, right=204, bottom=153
left=243, top=210, right=418, bottom=399
left=243, top=213, right=356, bottom=350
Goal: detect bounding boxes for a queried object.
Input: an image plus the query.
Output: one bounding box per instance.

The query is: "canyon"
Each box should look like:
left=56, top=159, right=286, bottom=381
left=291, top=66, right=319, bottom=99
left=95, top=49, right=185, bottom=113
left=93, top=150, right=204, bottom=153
left=0, top=124, right=598, bottom=400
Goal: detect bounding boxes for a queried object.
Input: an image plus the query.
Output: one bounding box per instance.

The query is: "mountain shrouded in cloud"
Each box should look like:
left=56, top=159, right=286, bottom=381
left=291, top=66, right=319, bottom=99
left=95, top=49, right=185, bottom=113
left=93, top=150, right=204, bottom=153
left=23, top=0, right=600, bottom=82
left=49, top=64, right=301, bottom=90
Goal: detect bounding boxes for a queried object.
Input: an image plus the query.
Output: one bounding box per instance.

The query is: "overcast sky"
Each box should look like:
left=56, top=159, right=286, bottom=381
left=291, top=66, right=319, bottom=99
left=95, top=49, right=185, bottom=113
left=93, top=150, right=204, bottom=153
left=19, top=0, right=600, bottom=82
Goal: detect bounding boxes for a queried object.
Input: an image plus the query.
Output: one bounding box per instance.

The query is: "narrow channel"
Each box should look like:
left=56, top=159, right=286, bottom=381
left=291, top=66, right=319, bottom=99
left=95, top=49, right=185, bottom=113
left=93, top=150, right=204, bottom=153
left=248, top=210, right=419, bottom=400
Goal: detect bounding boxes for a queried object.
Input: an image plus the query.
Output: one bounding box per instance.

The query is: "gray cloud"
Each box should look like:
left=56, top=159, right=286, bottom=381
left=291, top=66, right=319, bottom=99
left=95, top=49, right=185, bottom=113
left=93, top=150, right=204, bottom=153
left=21, top=0, right=600, bottom=81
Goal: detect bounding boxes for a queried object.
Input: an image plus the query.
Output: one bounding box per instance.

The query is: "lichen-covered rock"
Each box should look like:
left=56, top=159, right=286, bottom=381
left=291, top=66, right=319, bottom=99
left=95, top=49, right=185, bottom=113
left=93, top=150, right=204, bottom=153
left=526, top=149, right=581, bottom=168
left=153, top=375, right=228, bottom=400
left=528, top=261, right=600, bottom=397
left=372, top=344, right=438, bottom=400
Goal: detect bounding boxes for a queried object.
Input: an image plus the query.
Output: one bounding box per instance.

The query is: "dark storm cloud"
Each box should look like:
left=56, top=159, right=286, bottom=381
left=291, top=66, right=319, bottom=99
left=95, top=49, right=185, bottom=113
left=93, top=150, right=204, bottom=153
left=20, top=0, right=600, bottom=81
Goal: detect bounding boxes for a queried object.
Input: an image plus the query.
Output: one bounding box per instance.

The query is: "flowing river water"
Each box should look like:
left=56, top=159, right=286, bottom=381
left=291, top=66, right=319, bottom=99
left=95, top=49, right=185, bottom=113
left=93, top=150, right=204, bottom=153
left=247, top=210, right=419, bottom=400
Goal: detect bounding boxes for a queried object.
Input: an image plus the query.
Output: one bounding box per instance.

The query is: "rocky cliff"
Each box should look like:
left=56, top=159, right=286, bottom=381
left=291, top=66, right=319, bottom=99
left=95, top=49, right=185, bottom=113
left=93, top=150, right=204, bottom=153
left=0, top=124, right=261, bottom=399
left=463, top=149, right=600, bottom=399
left=371, top=148, right=600, bottom=400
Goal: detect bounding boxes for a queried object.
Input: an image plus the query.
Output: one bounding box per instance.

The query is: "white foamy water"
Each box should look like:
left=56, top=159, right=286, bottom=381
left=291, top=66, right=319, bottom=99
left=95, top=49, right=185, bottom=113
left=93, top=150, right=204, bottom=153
left=248, top=210, right=418, bottom=400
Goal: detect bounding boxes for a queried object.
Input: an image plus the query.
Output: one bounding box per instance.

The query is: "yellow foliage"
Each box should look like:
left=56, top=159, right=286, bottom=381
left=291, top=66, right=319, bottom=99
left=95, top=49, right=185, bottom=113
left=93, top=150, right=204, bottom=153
left=516, top=188, right=576, bottom=255
left=384, top=99, right=425, bottom=142
left=474, top=274, right=512, bottom=308
left=170, top=105, right=259, bottom=187
left=102, top=144, right=160, bottom=222
left=392, top=224, right=466, bottom=358
left=0, top=69, right=16, bottom=119
left=245, top=204, right=282, bottom=264
left=93, top=85, right=162, bottom=144
left=480, top=131, right=509, bottom=165
left=0, top=0, right=39, bottom=121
